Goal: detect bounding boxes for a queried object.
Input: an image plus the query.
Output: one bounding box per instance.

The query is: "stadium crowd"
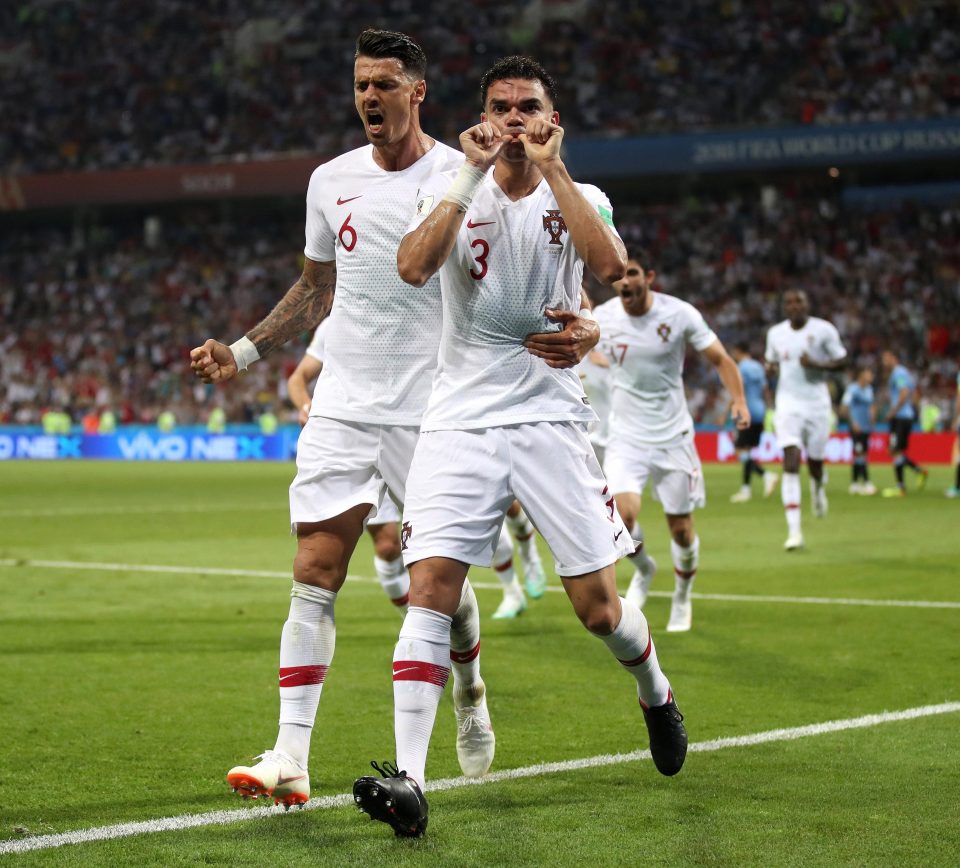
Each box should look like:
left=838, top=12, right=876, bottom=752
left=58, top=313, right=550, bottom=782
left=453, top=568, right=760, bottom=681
left=3, top=191, right=958, bottom=428
left=1, top=0, right=958, bottom=173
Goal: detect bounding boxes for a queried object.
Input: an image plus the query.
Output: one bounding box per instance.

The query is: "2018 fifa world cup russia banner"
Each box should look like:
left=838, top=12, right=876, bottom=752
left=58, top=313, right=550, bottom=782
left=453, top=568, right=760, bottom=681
left=696, top=431, right=955, bottom=465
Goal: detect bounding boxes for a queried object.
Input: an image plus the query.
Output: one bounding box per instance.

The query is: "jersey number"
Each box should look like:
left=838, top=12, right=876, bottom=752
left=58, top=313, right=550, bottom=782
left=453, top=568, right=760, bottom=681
left=338, top=214, right=357, bottom=251
left=469, top=238, right=489, bottom=280
left=610, top=343, right=629, bottom=365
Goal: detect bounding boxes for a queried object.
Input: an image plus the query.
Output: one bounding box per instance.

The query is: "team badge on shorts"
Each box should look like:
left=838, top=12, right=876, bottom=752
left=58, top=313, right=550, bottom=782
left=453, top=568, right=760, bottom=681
left=542, top=209, right=568, bottom=246
left=657, top=323, right=672, bottom=343
left=400, top=521, right=413, bottom=551
left=602, top=485, right=615, bottom=522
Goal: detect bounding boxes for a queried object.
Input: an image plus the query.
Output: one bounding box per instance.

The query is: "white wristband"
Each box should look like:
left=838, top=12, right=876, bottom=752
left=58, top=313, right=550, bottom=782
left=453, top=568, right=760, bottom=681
left=229, top=336, right=260, bottom=372
left=578, top=308, right=596, bottom=321
left=441, top=163, right=487, bottom=211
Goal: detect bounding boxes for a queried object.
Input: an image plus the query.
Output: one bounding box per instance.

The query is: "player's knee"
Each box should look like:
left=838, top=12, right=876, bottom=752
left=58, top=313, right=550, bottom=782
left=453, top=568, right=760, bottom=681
left=578, top=601, right=620, bottom=635
left=293, top=548, right=345, bottom=588
left=370, top=530, right=402, bottom=561
left=672, top=526, right=694, bottom=547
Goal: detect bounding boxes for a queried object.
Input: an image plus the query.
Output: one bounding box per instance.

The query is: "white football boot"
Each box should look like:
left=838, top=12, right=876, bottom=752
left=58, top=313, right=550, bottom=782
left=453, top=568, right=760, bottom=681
left=763, top=471, right=780, bottom=498
left=784, top=532, right=804, bottom=551
left=625, top=551, right=657, bottom=609
left=492, top=586, right=527, bottom=619
left=729, top=486, right=752, bottom=503
left=666, top=594, right=692, bottom=633
left=227, top=749, right=309, bottom=809
left=454, top=687, right=495, bottom=777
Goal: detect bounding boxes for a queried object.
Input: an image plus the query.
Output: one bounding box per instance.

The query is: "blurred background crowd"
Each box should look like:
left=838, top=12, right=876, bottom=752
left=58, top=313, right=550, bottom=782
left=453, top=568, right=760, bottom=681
left=1, top=0, right=959, bottom=430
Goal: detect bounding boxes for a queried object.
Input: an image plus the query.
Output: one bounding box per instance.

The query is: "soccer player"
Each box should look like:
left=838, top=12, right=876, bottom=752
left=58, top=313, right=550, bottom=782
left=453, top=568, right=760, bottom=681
left=728, top=342, right=778, bottom=503
left=596, top=258, right=750, bottom=633
left=190, top=29, right=506, bottom=808
left=765, top=289, right=847, bottom=550
left=289, top=320, right=545, bottom=619
left=880, top=350, right=928, bottom=497
left=947, top=371, right=960, bottom=499
left=840, top=367, right=877, bottom=496
left=353, top=56, right=687, bottom=839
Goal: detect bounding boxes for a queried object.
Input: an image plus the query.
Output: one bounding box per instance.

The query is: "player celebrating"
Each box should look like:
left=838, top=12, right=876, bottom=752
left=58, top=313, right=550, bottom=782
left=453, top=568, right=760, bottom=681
left=765, top=289, right=847, bottom=550
left=289, top=320, right=545, bottom=619
left=191, top=30, right=501, bottom=809
left=840, top=367, right=877, bottom=496
left=596, top=258, right=749, bottom=633
left=880, top=350, right=929, bottom=497
left=728, top=342, right=778, bottom=503
left=353, top=56, right=687, bottom=839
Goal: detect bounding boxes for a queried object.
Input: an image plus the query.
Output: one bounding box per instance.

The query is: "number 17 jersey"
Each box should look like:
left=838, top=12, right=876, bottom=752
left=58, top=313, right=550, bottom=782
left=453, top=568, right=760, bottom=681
left=303, top=142, right=464, bottom=425
left=408, top=171, right=615, bottom=432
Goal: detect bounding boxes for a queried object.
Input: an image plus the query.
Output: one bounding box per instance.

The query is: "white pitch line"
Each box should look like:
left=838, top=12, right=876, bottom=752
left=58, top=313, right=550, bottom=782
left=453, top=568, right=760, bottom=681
left=1, top=558, right=959, bottom=610
left=0, top=503, right=281, bottom=519
left=2, top=701, right=957, bottom=855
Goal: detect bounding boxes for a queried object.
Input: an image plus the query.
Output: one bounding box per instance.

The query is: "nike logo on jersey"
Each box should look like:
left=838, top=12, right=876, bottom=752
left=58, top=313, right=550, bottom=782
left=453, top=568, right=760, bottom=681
left=614, top=528, right=624, bottom=541
left=466, top=219, right=495, bottom=228
left=337, top=195, right=362, bottom=205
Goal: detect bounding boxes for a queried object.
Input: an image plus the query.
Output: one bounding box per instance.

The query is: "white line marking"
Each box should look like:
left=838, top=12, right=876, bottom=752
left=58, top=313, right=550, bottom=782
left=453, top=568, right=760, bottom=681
left=2, top=701, right=957, bottom=854
left=2, top=558, right=958, bottom=610
left=0, top=504, right=280, bottom=519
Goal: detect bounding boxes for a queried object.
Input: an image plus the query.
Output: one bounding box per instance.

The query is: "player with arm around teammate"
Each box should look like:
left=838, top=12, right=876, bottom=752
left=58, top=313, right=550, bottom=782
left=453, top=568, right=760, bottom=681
left=596, top=256, right=750, bottom=633
left=352, top=56, right=687, bottom=838
left=190, top=29, right=499, bottom=809
left=840, top=367, right=877, bottom=496
left=765, top=289, right=847, bottom=550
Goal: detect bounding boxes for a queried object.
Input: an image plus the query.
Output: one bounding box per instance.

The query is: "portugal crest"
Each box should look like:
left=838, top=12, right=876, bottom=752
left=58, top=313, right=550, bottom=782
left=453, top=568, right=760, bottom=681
left=542, top=209, right=567, bottom=246
left=400, top=521, right=412, bottom=551
left=657, top=323, right=672, bottom=343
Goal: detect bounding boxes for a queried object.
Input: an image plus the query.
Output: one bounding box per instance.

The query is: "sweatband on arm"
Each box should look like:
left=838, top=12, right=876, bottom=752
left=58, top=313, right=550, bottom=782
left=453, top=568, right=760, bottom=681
left=229, top=336, right=260, bottom=372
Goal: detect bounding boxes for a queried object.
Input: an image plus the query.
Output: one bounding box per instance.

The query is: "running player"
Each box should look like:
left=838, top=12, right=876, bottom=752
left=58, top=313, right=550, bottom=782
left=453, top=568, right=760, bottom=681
left=947, top=371, right=960, bottom=499
left=840, top=366, right=877, bottom=496
left=729, top=342, right=778, bottom=503
left=289, top=320, right=545, bottom=620
left=190, top=30, right=499, bottom=808
left=596, top=257, right=749, bottom=633
left=765, top=289, right=847, bottom=550
left=353, top=56, right=687, bottom=838
left=880, top=350, right=929, bottom=497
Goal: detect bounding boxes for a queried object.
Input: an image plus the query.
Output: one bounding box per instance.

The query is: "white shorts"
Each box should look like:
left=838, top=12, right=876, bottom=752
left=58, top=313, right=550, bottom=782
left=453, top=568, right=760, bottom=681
left=774, top=409, right=830, bottom=460
left=402, top=421, right=634, bottom=576
left=603, top=434, right=706, bottom=515
left=289, top=416, right=418, bottom=530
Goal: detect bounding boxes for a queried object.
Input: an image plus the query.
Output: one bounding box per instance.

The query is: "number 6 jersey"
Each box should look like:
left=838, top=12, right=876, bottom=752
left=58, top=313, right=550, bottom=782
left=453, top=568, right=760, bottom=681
left=303, top=141, right=463, bottom=425
left=407, top=170, right=617, bottom=432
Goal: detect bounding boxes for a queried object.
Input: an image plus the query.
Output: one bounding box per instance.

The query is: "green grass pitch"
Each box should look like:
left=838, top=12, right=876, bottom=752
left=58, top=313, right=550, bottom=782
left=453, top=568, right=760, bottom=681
left=1, top=461, right=958, bottom=866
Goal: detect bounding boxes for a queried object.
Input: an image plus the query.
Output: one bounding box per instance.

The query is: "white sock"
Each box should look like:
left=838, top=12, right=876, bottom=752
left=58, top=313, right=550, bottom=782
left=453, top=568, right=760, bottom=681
left=782, top=472, right=802, bottom=535
left=373, top=554, right=410, bottom=610
left=505, top=508, right=536, bottom=560
left=394, top=606, right=452, bottom=789
left=597, top=597, right=671, bottom=708
left=450, top=580, right=484, bottom=707
left=492, top=529, right=516, bottom=587
left=274, top=581, right=336, bottom=767
left=670, top=536, right=699, bottom=600
left=626, top=522, right=654, bottom=573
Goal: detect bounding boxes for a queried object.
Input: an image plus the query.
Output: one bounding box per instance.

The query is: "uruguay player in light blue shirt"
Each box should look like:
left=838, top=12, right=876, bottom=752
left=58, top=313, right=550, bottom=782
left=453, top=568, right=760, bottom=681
left=729, top=343, right=778, bottom=502
left=841, top=368, right=876, bottom=494
left=881, top=350, right=927, bottom=495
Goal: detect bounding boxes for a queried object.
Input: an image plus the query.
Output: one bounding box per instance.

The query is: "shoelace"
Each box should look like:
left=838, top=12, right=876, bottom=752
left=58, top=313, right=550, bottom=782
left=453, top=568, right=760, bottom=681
left=456, top=707, right=486, bottom=735
left=370, top=759, right=401, bottom=778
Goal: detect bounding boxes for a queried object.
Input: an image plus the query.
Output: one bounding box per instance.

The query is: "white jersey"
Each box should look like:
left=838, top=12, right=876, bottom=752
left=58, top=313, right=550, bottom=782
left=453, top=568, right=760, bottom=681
left=765, top=317, right=846, bottom=414
left=304, top=318, right=329, bottom=363
left=596, top=293, right=717, bottom=446
left=408, top=171, right=611, bottom=431
left=576, top=350, right=612, bottom=448
left=304, top=142, right=464, bottom=425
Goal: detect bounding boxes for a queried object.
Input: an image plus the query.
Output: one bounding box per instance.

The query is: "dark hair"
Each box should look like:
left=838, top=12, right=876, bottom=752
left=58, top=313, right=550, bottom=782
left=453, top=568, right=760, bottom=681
left=479, top=56, right=558, bottom=109
left=734, top=341, right=750, bottom=354
left=355, top=29, right=427, bottom=78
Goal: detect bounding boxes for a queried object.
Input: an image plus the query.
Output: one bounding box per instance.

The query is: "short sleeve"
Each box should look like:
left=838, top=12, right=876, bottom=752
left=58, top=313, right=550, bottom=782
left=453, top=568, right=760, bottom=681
left=765, top=328, right=778, bottom=364
left=304, top=167, right=336, bottom=262
left=683, top=303, right=718, bottom=352
left=841, top=384, right=854, bottom=407
left=822, top=322, right=847, bottom=362
left=579, top=184, right=622, bottom=239
left=304, top=320, right=328, bottom=362
left=403, top=170, right=459, bottom=237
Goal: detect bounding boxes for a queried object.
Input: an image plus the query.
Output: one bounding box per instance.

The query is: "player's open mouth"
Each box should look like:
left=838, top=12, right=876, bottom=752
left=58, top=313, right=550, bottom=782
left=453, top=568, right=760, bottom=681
left=366, top=111, right=384, bottom=133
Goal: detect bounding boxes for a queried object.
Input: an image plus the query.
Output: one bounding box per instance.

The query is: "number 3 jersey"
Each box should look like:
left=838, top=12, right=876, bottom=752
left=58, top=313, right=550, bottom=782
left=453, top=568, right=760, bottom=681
left=407, top=171, right=616, bottom=432
left=594, top=292, right=718, bottom=446
left=303, top=142, right=463, bottom=425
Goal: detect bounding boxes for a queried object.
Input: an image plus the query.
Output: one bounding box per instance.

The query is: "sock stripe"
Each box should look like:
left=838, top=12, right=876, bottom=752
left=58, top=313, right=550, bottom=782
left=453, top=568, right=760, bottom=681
left=784, top=503, right=800, bottom=510
left=392, top=660, right=449, bottom=687
left=675, top=569, right=696, bottom=580
left=618, top=633, right=652, bottom=668
left=514, top=530, right=534, bottom=541
left=493, top=559, right=513, bottom=573
left=391, top=593, right=410, bottom=607
left=449, top=641, right=481, bottom=664
left=278, top=665, right=328, bottom=687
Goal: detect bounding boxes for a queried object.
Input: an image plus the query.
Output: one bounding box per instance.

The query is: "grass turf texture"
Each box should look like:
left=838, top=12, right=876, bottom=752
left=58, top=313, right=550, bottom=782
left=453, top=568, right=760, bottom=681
left=1, top=461, right=957, bottom=866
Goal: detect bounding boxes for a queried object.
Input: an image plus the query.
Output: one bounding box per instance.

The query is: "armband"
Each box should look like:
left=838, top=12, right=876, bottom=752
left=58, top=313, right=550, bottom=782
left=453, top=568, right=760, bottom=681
left=440, top=163, right=487, bottom=211
left=229, top=336, right=260, bottom=372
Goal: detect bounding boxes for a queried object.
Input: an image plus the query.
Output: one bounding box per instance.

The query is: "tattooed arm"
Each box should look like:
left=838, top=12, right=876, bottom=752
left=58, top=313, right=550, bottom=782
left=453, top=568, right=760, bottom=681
left=190, top=258, right=336, bottom=384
